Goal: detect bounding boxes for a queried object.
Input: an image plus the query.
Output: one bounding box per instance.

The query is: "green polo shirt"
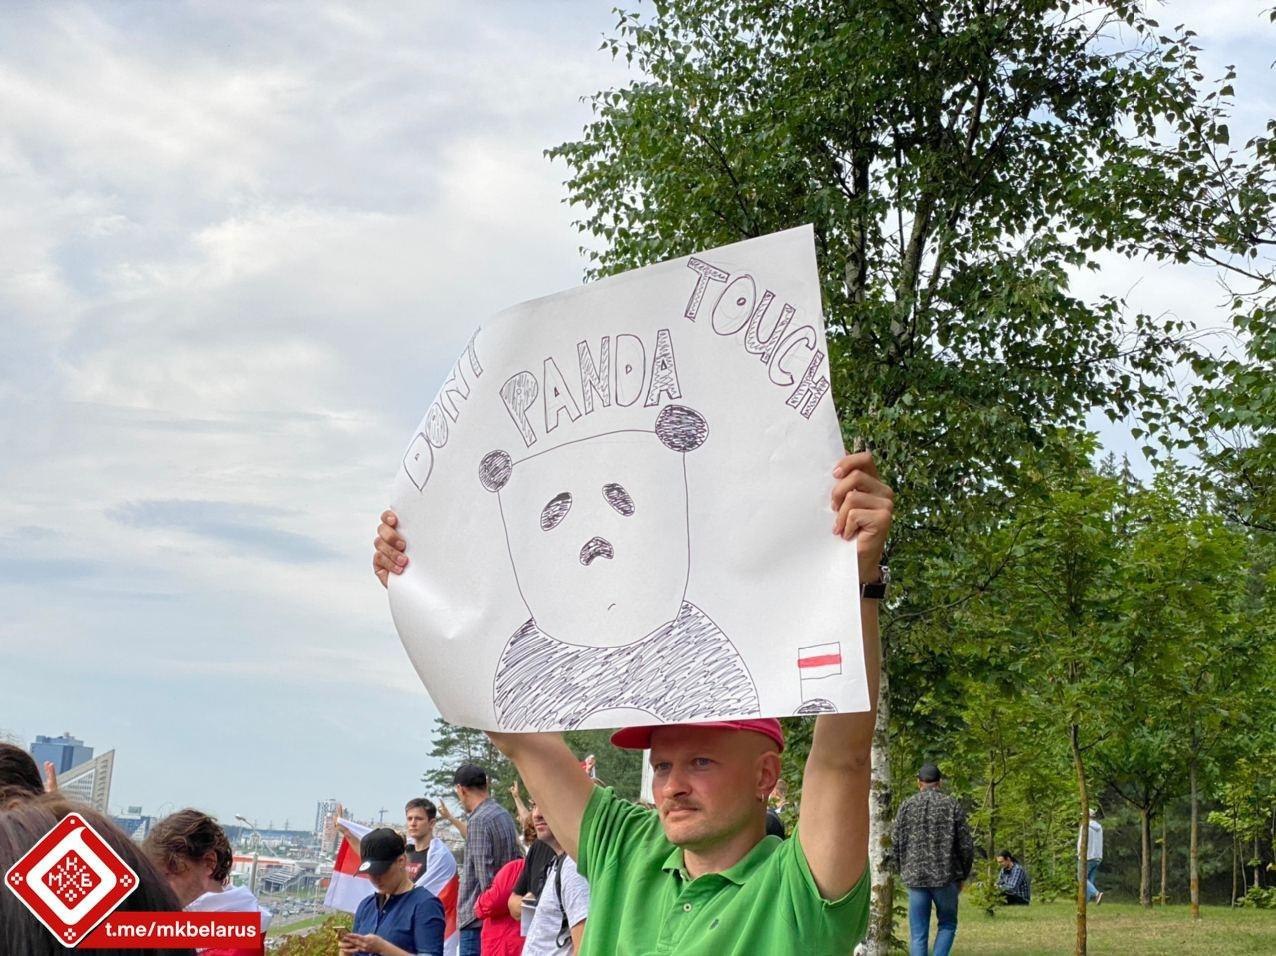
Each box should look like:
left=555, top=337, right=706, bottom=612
left=576, top=786, right=868, bottom=956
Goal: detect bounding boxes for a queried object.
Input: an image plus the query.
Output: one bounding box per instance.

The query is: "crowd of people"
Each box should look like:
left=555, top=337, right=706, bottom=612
left=331, top=763, right=593, bottom=956
left=3, top=450, right=1116, bottom=955
left=3, top=450, right=906, bottom=955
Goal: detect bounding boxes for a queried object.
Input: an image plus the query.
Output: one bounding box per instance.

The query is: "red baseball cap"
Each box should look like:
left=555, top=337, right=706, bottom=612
left=610, top=718, right=785, bottom=752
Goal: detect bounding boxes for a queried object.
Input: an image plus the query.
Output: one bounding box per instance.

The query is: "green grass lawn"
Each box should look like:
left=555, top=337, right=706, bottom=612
left=944, top=900, right=1276, bottom=955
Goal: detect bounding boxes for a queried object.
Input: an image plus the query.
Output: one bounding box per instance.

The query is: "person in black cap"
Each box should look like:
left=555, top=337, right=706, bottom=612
left=891, top=762, right=974, bottom=956
left=341, top=827, right=446, bottom=956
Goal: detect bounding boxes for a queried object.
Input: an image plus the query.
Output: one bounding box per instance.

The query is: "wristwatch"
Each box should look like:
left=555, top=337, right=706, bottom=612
left=861, top=565, right=889, bottom=600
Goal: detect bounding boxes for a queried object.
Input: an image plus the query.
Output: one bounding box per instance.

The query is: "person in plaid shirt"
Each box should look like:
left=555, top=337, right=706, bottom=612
left=995, top=851, right=1031, bottom=905
left=451, top=764, right=521, bottom=956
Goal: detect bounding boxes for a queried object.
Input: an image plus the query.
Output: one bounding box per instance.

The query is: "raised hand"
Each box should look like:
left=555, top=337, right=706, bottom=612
left=373, top=509, right=408, bottom=588
left=830, top=452, right=894, bottom=582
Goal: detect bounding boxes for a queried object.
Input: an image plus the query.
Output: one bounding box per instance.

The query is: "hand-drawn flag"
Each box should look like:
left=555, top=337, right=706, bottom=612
left=324, top=818, right=459, bottom=955
left=797, top=642, right=843, bottom=680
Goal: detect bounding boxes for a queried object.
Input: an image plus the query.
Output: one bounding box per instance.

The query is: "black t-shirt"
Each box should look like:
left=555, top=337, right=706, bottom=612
left=405, top=845, right=430, bottom=884
left=513, top=839, right=556, bottom=899
left=765, top=807, right=787, bottom=839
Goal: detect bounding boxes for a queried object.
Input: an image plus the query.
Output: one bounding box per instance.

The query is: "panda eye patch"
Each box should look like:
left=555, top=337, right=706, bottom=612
left=540, top=492, right=572, bottom=531
left=603, top=483, right=635, bottom=516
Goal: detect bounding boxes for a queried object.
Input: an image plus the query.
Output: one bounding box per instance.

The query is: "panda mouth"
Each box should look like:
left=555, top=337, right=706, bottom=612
left=579, top=536, right=615, bottom=566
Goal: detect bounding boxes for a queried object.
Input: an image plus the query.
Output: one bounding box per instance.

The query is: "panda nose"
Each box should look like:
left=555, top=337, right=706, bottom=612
left=580, top=536, right=615, bottom=566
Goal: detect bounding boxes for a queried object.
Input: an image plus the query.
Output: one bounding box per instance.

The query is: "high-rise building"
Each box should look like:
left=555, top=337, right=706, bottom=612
left=58, top=750, right=114, bottom=814
left=314, top=798, right=338, bottom=837
left=315, top=798, right=339, bottom=853
left=30, top=733, right=93, bottom=773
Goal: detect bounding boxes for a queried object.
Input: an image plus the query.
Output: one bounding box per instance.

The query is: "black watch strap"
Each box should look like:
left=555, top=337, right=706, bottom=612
left=861, top=565, right=889, bottom=600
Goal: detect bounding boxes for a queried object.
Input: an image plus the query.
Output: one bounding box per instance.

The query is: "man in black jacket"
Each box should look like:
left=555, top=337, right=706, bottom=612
left=891, top=763, right=974, bottom=956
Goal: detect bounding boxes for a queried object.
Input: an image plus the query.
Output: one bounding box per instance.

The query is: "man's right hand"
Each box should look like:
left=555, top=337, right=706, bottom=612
left=373, top=509, right=408, bottom=587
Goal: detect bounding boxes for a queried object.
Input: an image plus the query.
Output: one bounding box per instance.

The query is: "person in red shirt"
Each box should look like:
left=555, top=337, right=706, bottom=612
left=474, top=857, right=525, bottom=956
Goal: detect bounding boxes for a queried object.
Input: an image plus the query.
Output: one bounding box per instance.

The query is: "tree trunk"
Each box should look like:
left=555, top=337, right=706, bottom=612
left=1140, top=806, right=1152, bottom=907
left=1159, top=811, right=1168, bottom=905
left=1070, top=723, right=1088, bottom=956
left=1231, top=825, right=1240, bottom=905
left=987, top=752, right=997, bottom=882
left=862, top=648, right=894, bottom=956
left=1256, top=834, right=1263, bottom=891
left=1190, top=759, right=1200, bottom=920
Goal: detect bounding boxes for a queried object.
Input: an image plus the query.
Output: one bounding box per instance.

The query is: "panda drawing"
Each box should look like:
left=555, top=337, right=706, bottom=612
left=478, top=404, right=761, bottom=730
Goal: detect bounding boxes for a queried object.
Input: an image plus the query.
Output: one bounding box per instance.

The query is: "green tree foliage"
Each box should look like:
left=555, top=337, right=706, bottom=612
left=1190, top=303, right=1276, bottom=535
left=957, top=439, right=1135, bottom=951
left=1209, top=748, right=1276, bottom=904
left=1134, top=487, right=1264, bottom=920
left=420, top=716, right=517, bottom=813
left=421, top=717, right=643, bottom=813
left=549, top=8, right=1262, bottom=945
left=562, top=728, right=644, bottom=798
left=533, top=4, right=1274, bottom=951
left=894, top=451, right=1273, bottom=930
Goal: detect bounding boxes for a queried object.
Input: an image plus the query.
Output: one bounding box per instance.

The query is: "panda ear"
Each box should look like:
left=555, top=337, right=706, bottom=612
left=479, top=450, right=513, bottom=492
left=654, top=405, right=708, bottom=453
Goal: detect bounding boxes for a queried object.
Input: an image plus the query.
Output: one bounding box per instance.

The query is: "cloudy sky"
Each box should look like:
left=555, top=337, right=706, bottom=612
left=1, top=1, right=1270, bottom=831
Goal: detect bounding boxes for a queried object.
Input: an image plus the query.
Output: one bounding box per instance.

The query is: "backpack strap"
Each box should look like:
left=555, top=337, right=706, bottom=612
left=554, top=852, right=571, bottom=948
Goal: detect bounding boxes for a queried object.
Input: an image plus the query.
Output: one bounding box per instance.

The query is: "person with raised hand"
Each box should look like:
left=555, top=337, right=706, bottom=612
left=373, top=451, right=893, bottom=954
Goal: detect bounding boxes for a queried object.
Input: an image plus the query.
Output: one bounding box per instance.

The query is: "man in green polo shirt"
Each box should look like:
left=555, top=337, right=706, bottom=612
left=373, top=450, right=894, bottom=954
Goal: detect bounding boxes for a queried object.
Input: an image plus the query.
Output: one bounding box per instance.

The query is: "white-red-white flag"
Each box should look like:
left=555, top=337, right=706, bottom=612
left=797, top=642, right=843, bottom=680
left=324, top=818, right=459, bottom=955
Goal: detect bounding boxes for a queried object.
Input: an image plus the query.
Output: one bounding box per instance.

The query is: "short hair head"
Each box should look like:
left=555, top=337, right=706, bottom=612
left=643, top=723, right=782, bottom=855
left=144, top=809, right=233, bottom=883
left=452, top=764, right=488, bottom=790
left=405, top=797, right=437, bottom=820
left=0, top=744, right=42, bottom=795
left=917, top=762, right=942, bottom=785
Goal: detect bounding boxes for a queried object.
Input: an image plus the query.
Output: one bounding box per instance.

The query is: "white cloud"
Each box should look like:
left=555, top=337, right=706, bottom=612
left=0, top=0, right=629, bottom=822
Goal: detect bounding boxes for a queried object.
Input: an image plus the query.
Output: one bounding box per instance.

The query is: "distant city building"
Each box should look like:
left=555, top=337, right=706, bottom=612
left=223, top=824, right=315, bottom=855
left=315, top=798, right=339, bottom=854
left=314, top=798, right=337, bottom=837
left=30, top=733, right=93, bottom=773
left=58, top=750, right=114, bottom=814
left=112, top=809, right=155, bottom=841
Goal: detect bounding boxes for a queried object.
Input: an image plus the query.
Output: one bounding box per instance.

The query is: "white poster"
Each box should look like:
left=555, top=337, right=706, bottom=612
left=388, top=225, right=865, bottom=732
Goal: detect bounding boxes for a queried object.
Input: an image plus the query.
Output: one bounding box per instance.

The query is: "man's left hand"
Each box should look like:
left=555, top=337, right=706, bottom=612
left=830, top=451, right=894, bottom=584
